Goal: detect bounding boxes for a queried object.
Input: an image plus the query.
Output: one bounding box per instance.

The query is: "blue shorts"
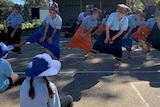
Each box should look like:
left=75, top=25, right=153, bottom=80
left=0, top=77, right=12, bottom=93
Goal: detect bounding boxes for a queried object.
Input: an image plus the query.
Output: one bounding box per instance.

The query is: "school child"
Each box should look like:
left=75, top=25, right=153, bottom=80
left=66, top=8, right=101, bottom=53
left=122, top=9, right=144, bottom=58
left=20, top=53, right=73, bottom=107
left=146, top=11, right=160, bottom=52
left=0, top=42, right=19, bottom=93
left=14, top=5, right=62, bottom=60
left=84, top=4, right=130, bottom=68
left=132, top=11, right=160, bottom=52
left=91, top=14, right=109, bottom=38
left=64, top=11, right=91, bottom=38
left=0, top=4, right=23, bottom=54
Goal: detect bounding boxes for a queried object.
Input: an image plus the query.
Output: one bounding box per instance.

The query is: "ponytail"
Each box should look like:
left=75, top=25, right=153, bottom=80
left=29, top=77, right=35, bottom=100
left=43, top=77, right=54, bottom=98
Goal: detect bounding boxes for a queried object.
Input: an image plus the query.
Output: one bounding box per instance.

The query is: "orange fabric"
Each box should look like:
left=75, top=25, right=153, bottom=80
left=67, top=26, right=92, bottom=53
left=93, top=25, right=104, bottom=35
left=132, top=24, right=152, bottom=42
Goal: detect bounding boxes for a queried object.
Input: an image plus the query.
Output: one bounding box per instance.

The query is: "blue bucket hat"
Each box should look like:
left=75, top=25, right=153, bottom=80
left=0, top=42, right=13, bottom=58
left=26, top=53, right=61, bottom=77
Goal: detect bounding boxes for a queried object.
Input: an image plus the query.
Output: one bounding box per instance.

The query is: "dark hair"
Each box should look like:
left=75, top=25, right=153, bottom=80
left=29, top=77, right=34, bottom=99
left=12, top=4, right=21, bottom=11
left=91, top=8, right=102, bottom=15
left=134, top=9, right=144, bottom=16
left=28, top=77, right=54, bottom=100
left=49, top=5, right=59, bottom=14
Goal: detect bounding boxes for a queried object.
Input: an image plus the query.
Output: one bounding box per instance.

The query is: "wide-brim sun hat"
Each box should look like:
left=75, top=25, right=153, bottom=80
left=116, top=4, right=131, bottom=15
left=26, top=53, right=61, bottom=77
left=0, top=42, right=14, bottom=58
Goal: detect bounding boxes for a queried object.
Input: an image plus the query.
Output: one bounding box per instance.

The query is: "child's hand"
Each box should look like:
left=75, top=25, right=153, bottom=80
left=48, top=37, right=53, bottom=44
left=4, top=28, right=8, bottom=34
left=104, top=38, right=109, bottom=44
left=81, top=34, right=86, bottom=39
left=39, top=36, right=46, bottom=43
left=11, top=32, right=15, bottom=38
left=123, top=34, right=128, bottom=39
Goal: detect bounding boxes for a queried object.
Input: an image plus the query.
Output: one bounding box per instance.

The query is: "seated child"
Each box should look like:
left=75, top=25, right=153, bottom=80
left=0, top=42, right=19, bottom=92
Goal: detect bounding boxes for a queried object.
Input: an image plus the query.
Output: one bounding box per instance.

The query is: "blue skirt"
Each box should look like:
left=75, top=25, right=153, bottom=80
left=122, top=27, right=138, bottom=51
left=26, top=25, right=61, bottom=58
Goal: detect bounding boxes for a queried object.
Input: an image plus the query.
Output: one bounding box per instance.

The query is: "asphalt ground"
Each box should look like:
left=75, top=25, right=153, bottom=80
left=0, top=34, right=160, bottom=107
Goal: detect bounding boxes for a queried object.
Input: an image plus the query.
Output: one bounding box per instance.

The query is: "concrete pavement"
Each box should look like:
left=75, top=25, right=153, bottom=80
left=0, top=36, right=160, bottom=107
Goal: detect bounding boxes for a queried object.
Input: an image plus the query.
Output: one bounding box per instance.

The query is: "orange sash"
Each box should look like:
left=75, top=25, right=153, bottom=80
left=132, top=24, right=152, bottom=42
left=67, top=26, right=92, bottom=53
left=93, top=25, right=104, bottom=35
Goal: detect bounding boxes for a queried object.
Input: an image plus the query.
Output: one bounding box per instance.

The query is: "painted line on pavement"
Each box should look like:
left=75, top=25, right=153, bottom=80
left=15, top=70, right=160, bottom=75
left=130, top=82, right=150, bottom=107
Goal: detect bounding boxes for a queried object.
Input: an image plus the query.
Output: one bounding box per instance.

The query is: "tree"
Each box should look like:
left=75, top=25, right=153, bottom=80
left=126, top=0, right=145, bottom=12
left=23, top=0, right=48, bottom=21
left=0, top=0, right=14, bottom=21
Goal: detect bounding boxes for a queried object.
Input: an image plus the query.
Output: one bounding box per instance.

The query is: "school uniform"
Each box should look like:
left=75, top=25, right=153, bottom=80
left=20, top=77, right=61, bottom=107
left=132, top=18, right=155, bottom=42
left=0, top=58, right=13, bottom=92
left=122, top=14, right=143, bottom=51
left=0, top=12, right=23, bottom=53
left=146, top=22, right=160, bottom=51
left=5, top=12, right=22, bottom=44
left=91, top=12, right=128, bottom=61
left=26, top=14, right=62, bottom=59
left=67, top=15, right=97, bottom=53
left=93, top=18, right=107, bottom=35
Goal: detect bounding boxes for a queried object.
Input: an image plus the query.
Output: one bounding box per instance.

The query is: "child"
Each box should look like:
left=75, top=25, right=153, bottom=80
left=20, top=53, right=73, bottom=107
left=122, top=9, right=144, bottom=58
left=91, top=14, right=109, bottom=38
left=132, top=11, right=160, bottom=52
left=0, top=42, right=19, bottom=93
left=146, top=11, right=160, bottom=52
left=0, top=4, right=23, bottom=54
left=84, top=4, right=130, bottom=67
left=66, top=8, right=101, bottom=53
left=15, top=5, right=62, bottom=60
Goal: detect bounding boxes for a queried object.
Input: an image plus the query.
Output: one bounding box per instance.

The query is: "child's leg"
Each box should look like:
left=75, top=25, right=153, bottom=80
left=84, top=52, right=94, bottom=59
left=11, top=73, right=19, bottom=84
left=14, top=40, right=27, bottom=48
left=128, top=51, right=132, bottom=58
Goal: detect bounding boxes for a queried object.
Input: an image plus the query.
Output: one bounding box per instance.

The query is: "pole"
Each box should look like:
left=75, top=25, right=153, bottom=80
left=48, top=0, right=50, bottom=7
left=100, top=0, right=102, bottom=11
left=80, top=0, right=82, bottom=12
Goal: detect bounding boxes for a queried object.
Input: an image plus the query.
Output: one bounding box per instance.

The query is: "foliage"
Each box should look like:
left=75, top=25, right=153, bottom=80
left=126, top=0, right=160, bottom=11
left=0, top=0, right=14, bottom=20
left=126, top=0, right=145, bottom=12
left=0, top=0, right=48, bottom=22
left=0, top=20, right=42, bottom=30
left=155, top=0, right=160, bottom=10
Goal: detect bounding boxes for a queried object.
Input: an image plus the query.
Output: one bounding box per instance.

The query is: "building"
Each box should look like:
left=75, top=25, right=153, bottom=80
left=55, top=0, right=126, bottom=25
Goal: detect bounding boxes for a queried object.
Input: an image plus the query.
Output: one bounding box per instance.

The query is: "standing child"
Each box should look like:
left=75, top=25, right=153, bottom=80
left=0, top=4, right=23, bottom=54
left=91, top=14, right=109, bottom=37
left=20, top=53, right=73, bottom=107
left=146, top=11, right=160, bottom=52
left=15, top=5, right=62, bottom=60
left=122, top=9, right=144, bottom=58
left=66, top=8, right=101, bottom=53
left=84, top=4, right=130, bottom=67
left=0, top=42, right=19, bottom=93
left=132, top=11, right=160, bottom=52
